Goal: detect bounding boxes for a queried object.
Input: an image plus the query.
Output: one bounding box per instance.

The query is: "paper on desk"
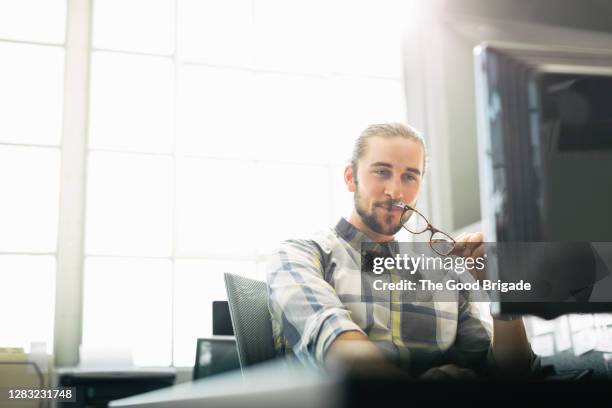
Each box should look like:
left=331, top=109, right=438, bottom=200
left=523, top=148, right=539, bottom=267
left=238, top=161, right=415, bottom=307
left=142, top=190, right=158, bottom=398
left=527, top=316, right=556, bottom=337
left=531, top=334, right=555, bottom=357
left=569, top=314, right=594, bottom=332
left=572, top=328, right=597, bottom=356
left=554, top=316, right=572, bottom=352
left=29, top=342, right=48, bottom=372
left=595, top=327, right=612, bottom=352
left=594, top=314, right=612, bottom=328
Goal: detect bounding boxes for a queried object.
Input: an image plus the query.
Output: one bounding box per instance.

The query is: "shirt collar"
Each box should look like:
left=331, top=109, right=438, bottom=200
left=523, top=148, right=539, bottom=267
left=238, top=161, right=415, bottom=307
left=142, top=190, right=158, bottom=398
left=334, top=217, right=399, bottom=256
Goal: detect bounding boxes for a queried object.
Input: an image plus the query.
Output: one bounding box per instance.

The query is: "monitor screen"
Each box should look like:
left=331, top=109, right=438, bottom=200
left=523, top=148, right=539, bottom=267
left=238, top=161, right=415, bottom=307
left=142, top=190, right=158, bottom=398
left=213, top=300, right=234, bottom=336
left=193, top=337, right=240, bottom=380
left=474, top=42, right=612, bottom=318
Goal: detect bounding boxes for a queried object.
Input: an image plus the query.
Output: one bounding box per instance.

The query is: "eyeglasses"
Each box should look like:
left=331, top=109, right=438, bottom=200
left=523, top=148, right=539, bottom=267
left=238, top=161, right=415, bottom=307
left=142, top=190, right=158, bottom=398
left=393, top=202, right=456, bottom=256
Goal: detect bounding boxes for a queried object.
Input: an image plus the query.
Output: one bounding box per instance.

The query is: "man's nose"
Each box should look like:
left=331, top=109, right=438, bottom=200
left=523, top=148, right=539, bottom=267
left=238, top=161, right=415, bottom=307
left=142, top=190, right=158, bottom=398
left=384, top=177, right=404, bottom=201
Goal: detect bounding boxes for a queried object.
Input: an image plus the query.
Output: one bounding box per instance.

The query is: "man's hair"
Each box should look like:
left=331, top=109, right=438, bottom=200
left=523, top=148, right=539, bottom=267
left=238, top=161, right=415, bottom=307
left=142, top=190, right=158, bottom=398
left=350, top=122, right=428, bottom=177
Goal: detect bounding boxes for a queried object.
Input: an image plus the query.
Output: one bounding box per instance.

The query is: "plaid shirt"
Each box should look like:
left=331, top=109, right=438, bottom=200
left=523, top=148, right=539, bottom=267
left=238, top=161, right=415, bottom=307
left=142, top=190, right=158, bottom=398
left=266, top=218, right=496, bottom=373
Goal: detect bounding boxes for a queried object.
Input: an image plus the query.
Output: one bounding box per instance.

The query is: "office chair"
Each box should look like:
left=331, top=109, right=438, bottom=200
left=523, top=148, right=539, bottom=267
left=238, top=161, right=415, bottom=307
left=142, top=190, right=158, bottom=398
left=224, top=273, right=276, bottom=369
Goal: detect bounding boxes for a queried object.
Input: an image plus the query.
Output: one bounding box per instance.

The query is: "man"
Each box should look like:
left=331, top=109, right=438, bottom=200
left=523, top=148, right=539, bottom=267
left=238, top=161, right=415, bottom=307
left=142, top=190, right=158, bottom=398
left=266, top=123, right=536, bottom=378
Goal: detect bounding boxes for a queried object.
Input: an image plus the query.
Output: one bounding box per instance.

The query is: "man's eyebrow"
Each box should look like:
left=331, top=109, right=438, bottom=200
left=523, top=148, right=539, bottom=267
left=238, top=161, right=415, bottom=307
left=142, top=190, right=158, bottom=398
left=370, top=162, right=421, bottom=176
left=370, top=162, right=393, bottom=168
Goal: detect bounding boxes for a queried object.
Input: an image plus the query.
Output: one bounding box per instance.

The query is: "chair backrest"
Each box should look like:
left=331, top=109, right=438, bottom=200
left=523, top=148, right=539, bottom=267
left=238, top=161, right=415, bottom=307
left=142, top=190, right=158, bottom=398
left=224, top=273, right=276, bottom=369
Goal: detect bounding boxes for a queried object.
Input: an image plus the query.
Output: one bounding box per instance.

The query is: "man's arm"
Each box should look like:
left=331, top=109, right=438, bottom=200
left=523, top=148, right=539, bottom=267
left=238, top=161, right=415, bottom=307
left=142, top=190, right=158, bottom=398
left=454, top=232, right=536, bottom=376
left=266, top=239, right=367, bottom=365
left=325, top=331, right=385, bottom=368
left=326, top=331, right=413, bottom=378
left=491, top=319, right=533, bottom=375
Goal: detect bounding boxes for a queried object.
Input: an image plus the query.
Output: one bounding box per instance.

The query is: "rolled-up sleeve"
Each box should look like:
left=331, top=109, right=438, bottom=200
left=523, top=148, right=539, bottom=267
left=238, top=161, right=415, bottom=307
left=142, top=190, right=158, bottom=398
left=454, top=298, right=495, bottom=370
left=266, top=239, right=364, bottom=365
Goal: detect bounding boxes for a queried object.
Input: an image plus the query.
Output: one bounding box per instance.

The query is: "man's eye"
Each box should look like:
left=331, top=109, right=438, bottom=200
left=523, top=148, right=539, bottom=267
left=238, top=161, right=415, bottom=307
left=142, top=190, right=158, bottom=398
left=403, top=174, right=417, bottom=182
left=374, top=169, right=390, bottom=177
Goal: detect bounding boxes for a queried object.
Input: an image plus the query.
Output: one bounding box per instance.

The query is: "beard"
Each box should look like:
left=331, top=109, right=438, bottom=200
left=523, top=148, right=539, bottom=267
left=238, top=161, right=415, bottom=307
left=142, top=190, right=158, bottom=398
left=353, top=186, right=404, bottom=236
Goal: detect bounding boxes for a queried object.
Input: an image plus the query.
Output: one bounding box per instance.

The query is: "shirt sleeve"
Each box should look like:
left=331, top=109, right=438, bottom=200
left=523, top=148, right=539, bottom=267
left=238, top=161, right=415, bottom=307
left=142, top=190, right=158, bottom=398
left=266, top=238, right=365, bottom=366
left=453, top=296, right=495, bottom=371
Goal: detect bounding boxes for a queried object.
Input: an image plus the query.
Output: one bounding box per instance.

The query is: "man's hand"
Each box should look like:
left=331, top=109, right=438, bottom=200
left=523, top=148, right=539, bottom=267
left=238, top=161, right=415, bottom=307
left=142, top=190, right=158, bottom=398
left=453, top=232, right=534, bottom=377
left=326, top=331, right=384, bottom=368
left=453, top=231, right=486, bottom=282
left=420, top=364, right=479, bottom=381
left=326, top=331, right=410, bottom=378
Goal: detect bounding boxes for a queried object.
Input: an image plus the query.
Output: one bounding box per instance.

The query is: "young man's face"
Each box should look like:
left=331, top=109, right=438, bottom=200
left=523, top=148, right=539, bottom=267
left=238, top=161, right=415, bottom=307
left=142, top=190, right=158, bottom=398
left=345, top=136, right=424, bottom=239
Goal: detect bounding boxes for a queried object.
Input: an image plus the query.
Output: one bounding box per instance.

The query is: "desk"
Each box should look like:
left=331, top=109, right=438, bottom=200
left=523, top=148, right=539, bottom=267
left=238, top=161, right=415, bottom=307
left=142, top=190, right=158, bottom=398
left=543, top=350, right=611, bottom=380
left=57, top=367, right=175, bottom=408
left=109, top=359, right=612, bottom=408
left=110, top=361, right=337, bottom=408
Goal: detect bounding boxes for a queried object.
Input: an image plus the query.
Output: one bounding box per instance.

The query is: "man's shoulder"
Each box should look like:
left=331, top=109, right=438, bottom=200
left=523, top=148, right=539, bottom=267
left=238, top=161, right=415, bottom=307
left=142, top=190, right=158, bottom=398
left=277, top=226, right=341, bottom=255
left=265, top=227, right=346, bottom=278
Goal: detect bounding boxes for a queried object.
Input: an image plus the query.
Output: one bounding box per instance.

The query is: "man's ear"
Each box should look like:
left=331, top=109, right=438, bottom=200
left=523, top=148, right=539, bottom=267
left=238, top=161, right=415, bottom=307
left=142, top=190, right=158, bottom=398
left=344, top=164, right=356, bottom=193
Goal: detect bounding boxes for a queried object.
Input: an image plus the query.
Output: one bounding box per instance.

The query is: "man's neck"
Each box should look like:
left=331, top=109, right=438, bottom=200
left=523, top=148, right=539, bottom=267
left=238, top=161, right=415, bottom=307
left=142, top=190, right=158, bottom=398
left=347, top=211, right=395, bottom=243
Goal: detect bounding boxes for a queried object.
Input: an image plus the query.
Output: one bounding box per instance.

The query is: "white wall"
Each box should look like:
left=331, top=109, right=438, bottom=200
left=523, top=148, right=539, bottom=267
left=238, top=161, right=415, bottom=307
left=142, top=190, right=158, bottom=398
left=404, top=0, right=612, bottom=232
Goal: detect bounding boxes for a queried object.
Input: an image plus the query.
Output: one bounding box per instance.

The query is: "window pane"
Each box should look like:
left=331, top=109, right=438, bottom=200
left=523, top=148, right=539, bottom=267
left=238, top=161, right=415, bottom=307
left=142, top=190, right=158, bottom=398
left=0, top=255, right=55, bottom=353
left=173, top=259, right=256, bottom=366
left=254, top=163, right=331, bottom=254
left=0, top=146, right=60, bottom=252
left=176, top=158, right=256, bottom=257
left=328, top=77, right=406, bottom=164
left=253, top=0, right=331, bottom=73
left=82, top=257, right=172, bottom=366
left=251, top=73, right=332, bottom=163
left=0, top=42, right=64, bottom=146
left=177, top=66, right=255, bottom=158
left=328, top=0, right=405, bottom=78
left=86, top=152, right=173, bottom=257
left=0, top=0, right=66, bottom=43
left=89, top=52, right=174, bottom=154
left=93, top=0, right=175, bottom=55
left=178, top=0, right=252, bottom=66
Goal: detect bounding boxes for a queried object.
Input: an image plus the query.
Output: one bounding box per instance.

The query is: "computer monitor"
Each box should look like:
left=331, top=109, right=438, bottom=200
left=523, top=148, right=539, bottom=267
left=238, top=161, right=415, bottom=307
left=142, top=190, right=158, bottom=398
left=193, top=337, right=240, bottom=380
left=212, top=301, right=234, bottom=336
left=474, top=42, right=612, bottom=318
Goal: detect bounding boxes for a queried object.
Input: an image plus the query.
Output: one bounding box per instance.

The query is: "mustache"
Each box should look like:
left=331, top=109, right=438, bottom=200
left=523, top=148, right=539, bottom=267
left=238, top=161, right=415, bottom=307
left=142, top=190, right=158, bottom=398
left=375, top=199, right=407, bottom=209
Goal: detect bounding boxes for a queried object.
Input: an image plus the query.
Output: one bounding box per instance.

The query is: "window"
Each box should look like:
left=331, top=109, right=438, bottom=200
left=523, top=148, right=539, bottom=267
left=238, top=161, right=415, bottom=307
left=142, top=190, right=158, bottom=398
left=3, top=0, right=408, bottom=366
left=0, top=1, right=66, bottom=354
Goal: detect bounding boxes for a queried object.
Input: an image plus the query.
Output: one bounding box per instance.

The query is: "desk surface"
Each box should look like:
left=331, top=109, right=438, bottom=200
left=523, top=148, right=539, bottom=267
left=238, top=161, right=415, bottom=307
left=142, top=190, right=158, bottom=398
left=109, top=360, right=337, bottom=408
left=109, top=358, right=612, bottom=408
left=543, top=349, right=610, bottom=380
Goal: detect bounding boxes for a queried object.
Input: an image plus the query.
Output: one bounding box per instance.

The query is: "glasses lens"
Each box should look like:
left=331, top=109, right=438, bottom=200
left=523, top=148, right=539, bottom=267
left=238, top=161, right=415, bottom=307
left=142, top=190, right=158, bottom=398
left=401, top=208, right=429, bottom=233
left=430, top=231, right=455, bottom=256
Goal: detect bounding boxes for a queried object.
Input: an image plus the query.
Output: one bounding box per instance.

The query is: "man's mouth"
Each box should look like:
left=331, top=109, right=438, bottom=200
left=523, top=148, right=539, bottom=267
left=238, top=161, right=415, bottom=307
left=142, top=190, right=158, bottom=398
left=376, top=202, right=404, bottom=212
